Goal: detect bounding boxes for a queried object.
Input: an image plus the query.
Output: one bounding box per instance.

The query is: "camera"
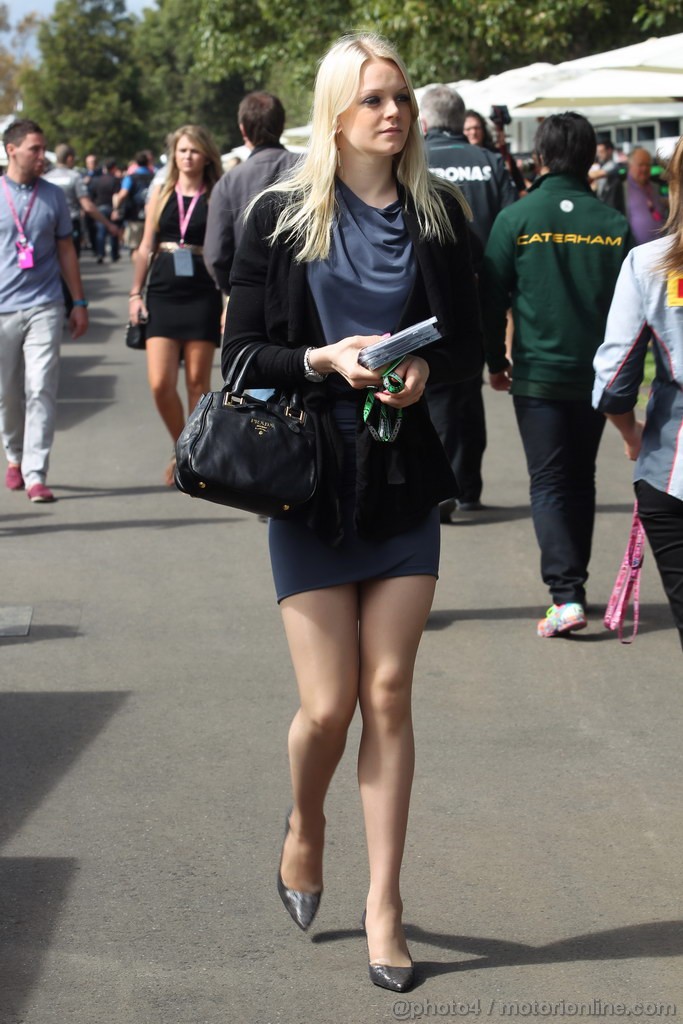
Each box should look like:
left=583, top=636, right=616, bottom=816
left=490, top=105, right=512, bottom=128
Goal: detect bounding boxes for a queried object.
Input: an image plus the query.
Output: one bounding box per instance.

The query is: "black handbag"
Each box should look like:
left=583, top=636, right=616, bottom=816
left=125, top=318, right=147, bottom=350
left=174, top=346, right=318, bottom=517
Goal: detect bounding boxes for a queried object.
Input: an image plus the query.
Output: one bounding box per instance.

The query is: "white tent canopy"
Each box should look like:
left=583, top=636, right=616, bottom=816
left=415, top=63, right=560, bottom=114
left=519, top=67, right=683, bottom=108
left=564, top=31, right=683, bottom=74
left=282, top=32, right=683, bottom=156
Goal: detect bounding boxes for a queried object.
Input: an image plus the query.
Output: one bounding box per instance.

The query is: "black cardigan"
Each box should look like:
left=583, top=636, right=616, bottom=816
left=222, top=185, right=484, bottom=546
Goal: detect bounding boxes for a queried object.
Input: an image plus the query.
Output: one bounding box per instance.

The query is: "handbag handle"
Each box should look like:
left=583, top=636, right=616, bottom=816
left=224, top=344, right=262, bottom=393
left=223, top=343, right=305, bottom=413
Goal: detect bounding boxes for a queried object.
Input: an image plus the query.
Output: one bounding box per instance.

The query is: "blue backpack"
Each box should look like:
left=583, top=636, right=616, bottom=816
left=123, top=170, right=154, bottom=221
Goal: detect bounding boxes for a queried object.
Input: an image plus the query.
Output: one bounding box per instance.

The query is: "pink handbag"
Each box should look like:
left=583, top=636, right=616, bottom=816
left=604, top=502, right=646, bottom=643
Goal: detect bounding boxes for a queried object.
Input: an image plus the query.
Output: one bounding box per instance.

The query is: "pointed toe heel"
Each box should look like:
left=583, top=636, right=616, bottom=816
left=368, top=961, right=415, bottom=993
left=361, top=910, right=415, bottom=992
left=277, top=813, right=322, bottom=931
left=277, top=872, right=321, bottom=931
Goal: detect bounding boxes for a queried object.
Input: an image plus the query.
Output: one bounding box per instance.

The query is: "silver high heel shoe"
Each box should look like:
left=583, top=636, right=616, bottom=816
left=277, top=812, right=322, bottom=931
left=361, top=909, right=415, bottom=992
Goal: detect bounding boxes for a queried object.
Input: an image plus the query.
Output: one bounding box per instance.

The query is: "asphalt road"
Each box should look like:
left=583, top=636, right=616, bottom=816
left=1, top=255, right=681, bottom=1024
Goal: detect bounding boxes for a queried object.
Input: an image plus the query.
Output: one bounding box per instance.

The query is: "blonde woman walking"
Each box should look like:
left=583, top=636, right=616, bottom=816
left=223, top=34, right=482, bottom=989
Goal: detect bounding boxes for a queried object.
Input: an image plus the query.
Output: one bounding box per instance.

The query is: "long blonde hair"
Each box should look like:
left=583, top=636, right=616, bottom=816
left=256, top=33, right=468, bottom=262
left=154, top=124, right=222, bottom=229
left=658, top=136, right=683, bottom=276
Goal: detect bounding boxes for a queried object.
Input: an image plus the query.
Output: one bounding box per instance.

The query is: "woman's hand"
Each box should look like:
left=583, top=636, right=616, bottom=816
left=129, top=296, right=148, bottom=324
left=307, top=338, right=430, bottom=407
left=622, top=419, right=644, bottom=461
left=373, top=355, right=430, bottom=409
left=309, top=334, right=384, bottom=389
left=606, top=411, right=644, bottom=462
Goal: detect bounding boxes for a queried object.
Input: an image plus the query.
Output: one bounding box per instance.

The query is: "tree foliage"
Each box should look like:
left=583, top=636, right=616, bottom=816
left=635, top=0, right=683, bottom=31
left=134, top=0, right=247, bottom=155
left=192, top=0, right=683, bottom=98
left=12, top=0, right=683, bottom=163
left=0, top=6, right=39, bottom=114
left=19, top=0, right=147, bottom=158
left=193, top=0, right=353, bottom=125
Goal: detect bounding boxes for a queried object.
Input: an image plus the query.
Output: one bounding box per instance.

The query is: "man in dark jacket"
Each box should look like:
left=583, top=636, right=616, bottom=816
left=88, top=157, right=121, bottom=263
left=203, top=92, right=299, bottom=295
left=482, top=112, right=632, bottom=638
left=420, top=85, right=517, bottom=520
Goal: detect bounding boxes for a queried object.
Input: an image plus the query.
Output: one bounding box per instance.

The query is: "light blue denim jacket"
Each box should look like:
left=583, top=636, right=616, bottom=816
left=593, top=235, right=683, bottom=500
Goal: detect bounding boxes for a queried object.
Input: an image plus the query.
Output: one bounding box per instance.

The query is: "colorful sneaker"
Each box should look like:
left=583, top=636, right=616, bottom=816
left=537, top=602, right=587, bottom=638
left=27, top=482, right=56, bottom=503
left=5, top=464, right=24, bottom=490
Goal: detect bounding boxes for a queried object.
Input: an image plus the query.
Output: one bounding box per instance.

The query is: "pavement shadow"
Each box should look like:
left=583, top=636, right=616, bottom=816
left=426, top=603, right=673, bottom=639
left=408, top=919, right=683, bottom=983
left=0, top=691, right=130, bottom=848
left=56, top=354, right=117, bottom=431
left=0, top=691, right=129, bottom=1018
left=0, top=516, right=240, bottom=538
left=0, top=624, right=81, bottom=645
left=52, top=484, right=171, bottom=498
left=0, top=857, right=76, bottom=1021
left=313, top=919, right=683, bottom=986
left=597, top=502, right=640, bottom=515
left=443, top=506, right=531, bottom=526
left=441, top=503, right=634, bottom=527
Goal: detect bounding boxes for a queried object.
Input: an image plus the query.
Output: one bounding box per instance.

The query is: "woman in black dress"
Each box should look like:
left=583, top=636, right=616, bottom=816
left=223, top=34, right=482, bottom=990
left=128, top=125, right=222, bottom=483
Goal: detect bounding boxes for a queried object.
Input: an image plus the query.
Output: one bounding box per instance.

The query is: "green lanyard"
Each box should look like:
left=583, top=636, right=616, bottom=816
left=363, top=356, right=405, bottom=443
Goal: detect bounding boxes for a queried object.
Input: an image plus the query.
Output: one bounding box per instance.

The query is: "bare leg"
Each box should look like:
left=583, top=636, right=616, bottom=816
left=182, top=340, right=215, bottom=415
left=146, top=336, right=184, bottom=442
left=279, top=584, right=361, bottom=893
left=357, top=574, right=436, bottom=967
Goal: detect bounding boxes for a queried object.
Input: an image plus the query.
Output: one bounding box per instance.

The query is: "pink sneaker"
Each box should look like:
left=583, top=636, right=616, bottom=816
left=5, top=464, right=24, bottom=490
left=27, top=482, right=56, bottom=503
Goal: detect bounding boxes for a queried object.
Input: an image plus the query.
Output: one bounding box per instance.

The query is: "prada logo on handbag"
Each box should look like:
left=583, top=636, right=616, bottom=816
left=250, top=417, right=274, bottom=436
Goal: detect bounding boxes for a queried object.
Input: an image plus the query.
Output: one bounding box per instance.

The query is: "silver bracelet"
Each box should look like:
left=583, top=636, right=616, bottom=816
left=303, top=347, right=327, bottom=382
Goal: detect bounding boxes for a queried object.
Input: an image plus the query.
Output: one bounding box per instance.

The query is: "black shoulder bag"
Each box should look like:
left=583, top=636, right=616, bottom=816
left=174, top=345, right=318, bottom=517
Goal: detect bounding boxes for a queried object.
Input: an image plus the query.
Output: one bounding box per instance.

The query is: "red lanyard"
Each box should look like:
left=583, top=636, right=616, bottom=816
left=175, top=185, right=205, bottom=246
left=646, top=193, right=663, bottom=223
left=1, top=176, right=40, bottom=244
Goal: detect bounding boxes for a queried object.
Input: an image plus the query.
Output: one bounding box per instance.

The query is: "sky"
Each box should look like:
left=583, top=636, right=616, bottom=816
left=6, top=0, right=150, bottom=21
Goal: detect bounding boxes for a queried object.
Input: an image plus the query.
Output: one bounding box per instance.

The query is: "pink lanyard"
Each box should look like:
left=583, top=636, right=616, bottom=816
left=1, top=176, right=40, bottom=245
left=175, top=185, right=205, bottom=246
left=603, top=502, right=646, bottom=643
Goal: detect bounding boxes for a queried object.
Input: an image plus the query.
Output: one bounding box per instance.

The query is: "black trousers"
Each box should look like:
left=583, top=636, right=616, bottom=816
left=514, top=395, right=605, bottom=606
left=426, top=374, right=487, bottom=503
left=635, top=479, right=683, bottom=651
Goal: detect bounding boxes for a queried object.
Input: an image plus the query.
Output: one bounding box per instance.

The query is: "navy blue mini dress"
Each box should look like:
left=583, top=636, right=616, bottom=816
left=268, top=181, right=440, bottom=602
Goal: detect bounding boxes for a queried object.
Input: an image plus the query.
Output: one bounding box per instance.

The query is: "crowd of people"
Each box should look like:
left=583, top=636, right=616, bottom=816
left=1, top=29, right=682, bottom=993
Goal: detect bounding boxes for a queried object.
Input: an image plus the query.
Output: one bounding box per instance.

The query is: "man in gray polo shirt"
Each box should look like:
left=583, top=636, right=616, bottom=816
left=44, top=143, right=120, bottom=259
left=0, top=119, right=89, bottom=502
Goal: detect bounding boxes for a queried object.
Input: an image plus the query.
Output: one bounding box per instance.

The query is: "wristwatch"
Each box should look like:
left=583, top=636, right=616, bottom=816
left=72, top=299, right=89, bottom=307
left=303, top=347, right=327, bottom=382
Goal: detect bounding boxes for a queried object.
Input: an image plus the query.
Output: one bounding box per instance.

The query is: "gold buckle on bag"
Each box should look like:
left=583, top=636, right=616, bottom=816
left=285, top=406, right=306, bottom=424
left=223, top=392, right=246, bottom=407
